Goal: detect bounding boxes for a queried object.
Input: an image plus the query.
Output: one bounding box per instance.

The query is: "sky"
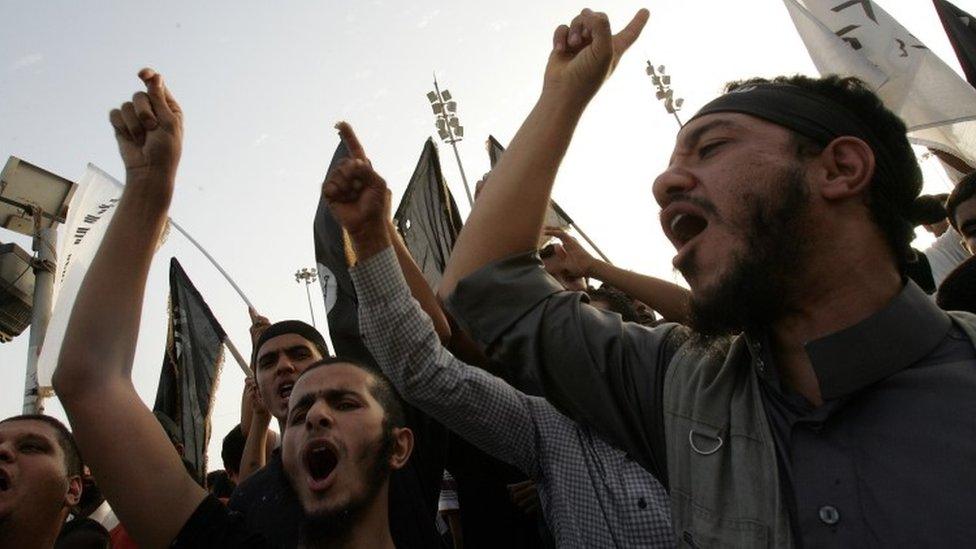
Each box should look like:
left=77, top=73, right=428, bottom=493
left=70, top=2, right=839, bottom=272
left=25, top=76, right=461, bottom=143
left=1, top=0, right=972, bottom=471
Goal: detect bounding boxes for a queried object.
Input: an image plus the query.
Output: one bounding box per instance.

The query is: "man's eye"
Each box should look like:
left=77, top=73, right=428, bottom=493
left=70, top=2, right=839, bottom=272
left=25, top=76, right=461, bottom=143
left=337, top=400, right=360, bottom=411
left=20, top=444, right=42, bottom=453
left=698, top=141, right=726, bottom=159
left=291, top=412, right=307, bottom=425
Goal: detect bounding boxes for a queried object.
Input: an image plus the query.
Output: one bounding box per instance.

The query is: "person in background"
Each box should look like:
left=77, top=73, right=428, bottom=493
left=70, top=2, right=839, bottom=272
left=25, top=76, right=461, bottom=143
left=54, top=518, right=111, bottom=549
left=946, top=172, right=976, bottom=254
left=0, top=414, right=83, bottom=549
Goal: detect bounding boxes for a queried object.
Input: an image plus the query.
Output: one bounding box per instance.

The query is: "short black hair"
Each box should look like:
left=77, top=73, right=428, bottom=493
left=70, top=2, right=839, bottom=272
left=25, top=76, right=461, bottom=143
left=206, top=470, right=236, bottom=499
left=912, top=194, right=949, bottom=226
left=587, top=285, right=640, bottom=323
left=724, top=75, right=923, bottom=272
left=54, top=517, right=110, bottom=548
left=221, top=425, right=246, bottom=475
left=1, top=414, right=82, bottom=478
left=295, top=357, right=407, bottom=429
left=947, top=172, right=976, bottom=231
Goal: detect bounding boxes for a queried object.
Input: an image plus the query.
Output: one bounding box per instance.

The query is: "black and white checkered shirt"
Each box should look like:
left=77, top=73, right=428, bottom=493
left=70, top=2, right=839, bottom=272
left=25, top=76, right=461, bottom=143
left=351, top=247, right=674, bottom=548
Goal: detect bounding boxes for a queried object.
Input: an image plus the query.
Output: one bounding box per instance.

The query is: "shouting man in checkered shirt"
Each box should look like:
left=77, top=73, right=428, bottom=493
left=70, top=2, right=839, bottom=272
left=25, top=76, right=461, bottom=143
left=322, top=122, right=674, bottom=548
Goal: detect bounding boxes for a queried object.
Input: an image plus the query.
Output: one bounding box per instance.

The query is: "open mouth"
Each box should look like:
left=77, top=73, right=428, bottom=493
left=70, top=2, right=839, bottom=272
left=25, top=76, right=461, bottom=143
left=277, top=382, right=294, bottom=400
left=0, top=470, right=10, bottom=492
left=668, top=212, right=708, bottom=248
left=304, top=440, right=339, bottom=486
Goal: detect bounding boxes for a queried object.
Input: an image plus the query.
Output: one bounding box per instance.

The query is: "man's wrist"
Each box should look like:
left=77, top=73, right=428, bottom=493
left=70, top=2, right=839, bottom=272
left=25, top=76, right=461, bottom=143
left=349, top=224, right=393, bottom=261
left=589, top=259, right=610, bottom=281
left=539, top=84, right=593, bottom=116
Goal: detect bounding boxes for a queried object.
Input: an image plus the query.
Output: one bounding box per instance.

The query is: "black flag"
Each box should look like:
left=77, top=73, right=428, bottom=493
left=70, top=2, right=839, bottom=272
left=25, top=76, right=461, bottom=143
left=393, top=138, right=464, bottom=290
left=935, top=0, right=976, bottom=87
left=153, top=258, right=227, bottom=482
left=486, top=135, right=573, bottom=234
left=312, top=141, right=373, bottom=361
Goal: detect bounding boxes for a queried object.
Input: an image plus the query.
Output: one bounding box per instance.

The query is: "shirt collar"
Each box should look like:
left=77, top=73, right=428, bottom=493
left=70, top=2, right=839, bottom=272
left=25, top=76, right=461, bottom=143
left=803, top=281, right=951, bottom=400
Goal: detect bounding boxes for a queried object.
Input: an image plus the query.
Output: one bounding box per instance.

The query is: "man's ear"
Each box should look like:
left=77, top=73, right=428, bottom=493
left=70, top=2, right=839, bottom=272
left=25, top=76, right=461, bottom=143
left=815, top=136, right=875, bottom=202
left=388, top=427, right=414, bottom=471
left=65, top=475, right=83, bottom=508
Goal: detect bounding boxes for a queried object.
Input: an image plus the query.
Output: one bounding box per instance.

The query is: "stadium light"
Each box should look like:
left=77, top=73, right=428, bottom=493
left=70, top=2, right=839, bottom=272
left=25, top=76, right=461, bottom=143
left=427, top=76, right=473, bottom=206
left=294, top=267, right=318, bottom=328
left=646, top=60, right=685, bottom=127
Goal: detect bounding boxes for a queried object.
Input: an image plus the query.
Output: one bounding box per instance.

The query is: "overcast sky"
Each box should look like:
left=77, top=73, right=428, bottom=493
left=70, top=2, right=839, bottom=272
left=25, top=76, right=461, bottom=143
left=1, top=0, right=972, bottom=470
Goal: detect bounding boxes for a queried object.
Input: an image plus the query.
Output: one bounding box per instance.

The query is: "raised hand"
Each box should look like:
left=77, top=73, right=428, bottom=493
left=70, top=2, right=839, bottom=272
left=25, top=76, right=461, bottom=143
left=323, top=122, right=392, bottom=243
left=545, top=227, right=598, bottom=278
left=544, top=8, right=649, bottom=104
left=109, top=68, right=183, bottom=186
left=247, top=306, right=271, bottom=347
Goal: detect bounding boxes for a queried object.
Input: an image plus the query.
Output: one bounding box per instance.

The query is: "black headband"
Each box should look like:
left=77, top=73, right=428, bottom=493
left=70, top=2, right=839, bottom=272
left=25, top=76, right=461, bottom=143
left=252, top=320, right=331, bottom=367
left=689, top=83, right=899, bottom=202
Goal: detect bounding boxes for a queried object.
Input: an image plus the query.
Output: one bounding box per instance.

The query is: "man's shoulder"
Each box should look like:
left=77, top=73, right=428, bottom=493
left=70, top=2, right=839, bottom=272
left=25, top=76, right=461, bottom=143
left=228, top=454, right=290, bottom=512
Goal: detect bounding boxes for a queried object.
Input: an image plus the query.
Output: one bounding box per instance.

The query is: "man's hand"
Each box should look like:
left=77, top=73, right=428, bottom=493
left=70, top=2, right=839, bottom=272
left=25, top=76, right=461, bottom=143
left=508, top=480, right=541, bottom=515
left=248, top=307, right=271, bottom=347
left=109, top=68, right=183, bottom=189
left=545, top=227, right=598, bottom=278
left=323, top=122, right=392, bottom=258
left=544, top=8, right=648, bottom=106
left=244, top=377, right=271, bottom=425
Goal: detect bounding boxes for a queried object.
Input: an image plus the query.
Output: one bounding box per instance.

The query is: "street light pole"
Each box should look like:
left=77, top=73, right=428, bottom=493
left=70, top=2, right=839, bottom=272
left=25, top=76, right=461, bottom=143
left=23, top=215, right=56, bottom=414
left=294, top=267, right=318, bottom=328
left=428, top=76, right=474, bottom=206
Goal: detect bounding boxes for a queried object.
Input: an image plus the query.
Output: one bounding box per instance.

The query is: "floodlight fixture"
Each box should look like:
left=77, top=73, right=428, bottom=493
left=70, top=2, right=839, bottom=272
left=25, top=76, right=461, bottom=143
left=441, top=89, right=452, bottom=101
left=0, top=157, right=75, bottom=236
left=427, top=91, right=438, bottom=103
left=0, top=242, right=34, bottom=343
left=645, top=59, right=684, bottom=127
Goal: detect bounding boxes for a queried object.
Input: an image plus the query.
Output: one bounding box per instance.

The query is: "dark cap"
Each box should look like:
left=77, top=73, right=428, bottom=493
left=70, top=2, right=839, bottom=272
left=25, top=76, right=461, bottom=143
left=251, top=320, right=330, bottom=367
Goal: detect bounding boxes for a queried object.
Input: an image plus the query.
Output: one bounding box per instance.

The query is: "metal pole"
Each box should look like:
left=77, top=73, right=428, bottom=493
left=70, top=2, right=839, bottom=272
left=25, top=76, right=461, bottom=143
left=433, top=77, right=474, bottom=206
left=24, top=225, right=57, bottom=414
left=223, top=338, right=253, bottom=378
left=304, top=281, right=316, bottom=328
left=570, top=222, right=612, bottom=264
left=168, top=220, right=255, bottom=309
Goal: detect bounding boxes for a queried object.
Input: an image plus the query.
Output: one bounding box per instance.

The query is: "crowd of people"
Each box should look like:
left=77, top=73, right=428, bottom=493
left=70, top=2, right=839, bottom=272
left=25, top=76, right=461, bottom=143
left=3, top=6, right=976, bottom=548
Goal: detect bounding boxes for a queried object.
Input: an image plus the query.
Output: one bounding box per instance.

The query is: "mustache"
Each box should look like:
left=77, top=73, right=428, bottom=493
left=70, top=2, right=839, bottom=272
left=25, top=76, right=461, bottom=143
left=660, top=194, right=720, bottom=219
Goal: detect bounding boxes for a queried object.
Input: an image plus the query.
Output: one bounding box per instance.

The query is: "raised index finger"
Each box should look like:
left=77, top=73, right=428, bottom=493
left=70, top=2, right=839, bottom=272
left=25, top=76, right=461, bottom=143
left=335, top=121, right=368, bottom=161
left=613, top=8, right=649, bottom=52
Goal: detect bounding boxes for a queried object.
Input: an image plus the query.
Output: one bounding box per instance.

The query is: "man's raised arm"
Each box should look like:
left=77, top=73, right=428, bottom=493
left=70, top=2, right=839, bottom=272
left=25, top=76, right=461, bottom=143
left=52, top=69, right=206, bottom=548
left=438, top=8, right=648, bottom=297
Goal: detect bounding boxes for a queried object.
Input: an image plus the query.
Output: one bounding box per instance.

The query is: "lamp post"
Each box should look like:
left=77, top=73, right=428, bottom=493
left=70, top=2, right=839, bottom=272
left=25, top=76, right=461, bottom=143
left=0, top=157, right=75, bottom=414
left=294, top=267, right=318, bottom=328
left=427, top=77, right=474, bottom=206
left=646, top=61, right=685, bottom=128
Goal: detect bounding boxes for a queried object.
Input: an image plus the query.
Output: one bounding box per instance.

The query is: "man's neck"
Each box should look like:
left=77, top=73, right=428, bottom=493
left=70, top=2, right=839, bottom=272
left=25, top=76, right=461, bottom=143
left=302, top=488, right=395, bottom=549
left=0, top=511, right=65, bottom=549
left=769, top=253, right=902, bottom=407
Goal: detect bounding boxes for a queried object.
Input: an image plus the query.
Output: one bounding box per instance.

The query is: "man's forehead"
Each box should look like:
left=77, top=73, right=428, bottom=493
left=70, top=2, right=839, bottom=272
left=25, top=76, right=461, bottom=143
left=257, top=333, right=315, bottom=359
left=290, top=363, right=374, bottom=402
left=0, top=419, right=59, bottom=441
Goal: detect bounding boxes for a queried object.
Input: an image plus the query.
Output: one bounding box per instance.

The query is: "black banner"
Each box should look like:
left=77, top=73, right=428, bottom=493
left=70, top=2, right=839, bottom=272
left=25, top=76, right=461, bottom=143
left=934, top=0, right=976, bottom=87
left=393, top=138, right=464, bottom=290
left=153, top=258, right=227, bottom=482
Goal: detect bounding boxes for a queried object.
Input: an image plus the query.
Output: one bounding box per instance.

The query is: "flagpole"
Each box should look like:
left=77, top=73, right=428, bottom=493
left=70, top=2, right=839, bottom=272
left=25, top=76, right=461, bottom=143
left=168, top=220, right=255, bottom=310
left=223, top=338, right=252, bottom=377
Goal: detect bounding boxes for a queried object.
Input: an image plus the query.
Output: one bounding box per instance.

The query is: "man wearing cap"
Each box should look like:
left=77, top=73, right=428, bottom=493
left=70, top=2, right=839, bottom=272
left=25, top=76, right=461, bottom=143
left=438, top=8, right=976, bottom=547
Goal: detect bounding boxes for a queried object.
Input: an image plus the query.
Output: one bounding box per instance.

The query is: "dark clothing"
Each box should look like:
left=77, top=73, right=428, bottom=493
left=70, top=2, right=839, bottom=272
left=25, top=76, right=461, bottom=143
left=446, top=433, right=547, bottom=549
left=228, top=452, right=301, bottom=548
left=229, top=409, right=448, bottom=549
left=447, top=251, right=976, bottom=548
left=173, top=495, right=270, bottom=548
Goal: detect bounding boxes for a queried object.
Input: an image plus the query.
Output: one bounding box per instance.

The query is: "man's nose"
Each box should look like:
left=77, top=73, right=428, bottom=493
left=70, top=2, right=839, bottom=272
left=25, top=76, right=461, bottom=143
left=652, top=167, right=698, bottom=208
left=275, top=356, right=297, bottom=376
left=305, top=402, right=334, bottom=430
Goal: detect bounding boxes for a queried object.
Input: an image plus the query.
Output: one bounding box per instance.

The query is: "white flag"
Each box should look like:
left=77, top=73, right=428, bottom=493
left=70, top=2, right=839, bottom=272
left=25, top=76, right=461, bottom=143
left=36, top=164, right=124, bottom=388
left=784, top=0, right=976, bottom=167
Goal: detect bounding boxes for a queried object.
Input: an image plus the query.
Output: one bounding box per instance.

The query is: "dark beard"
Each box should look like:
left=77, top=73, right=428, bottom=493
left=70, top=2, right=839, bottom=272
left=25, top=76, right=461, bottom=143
left=298, top=427, right=395, bottom=548
left=687, top=165, right=810, bottom=336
